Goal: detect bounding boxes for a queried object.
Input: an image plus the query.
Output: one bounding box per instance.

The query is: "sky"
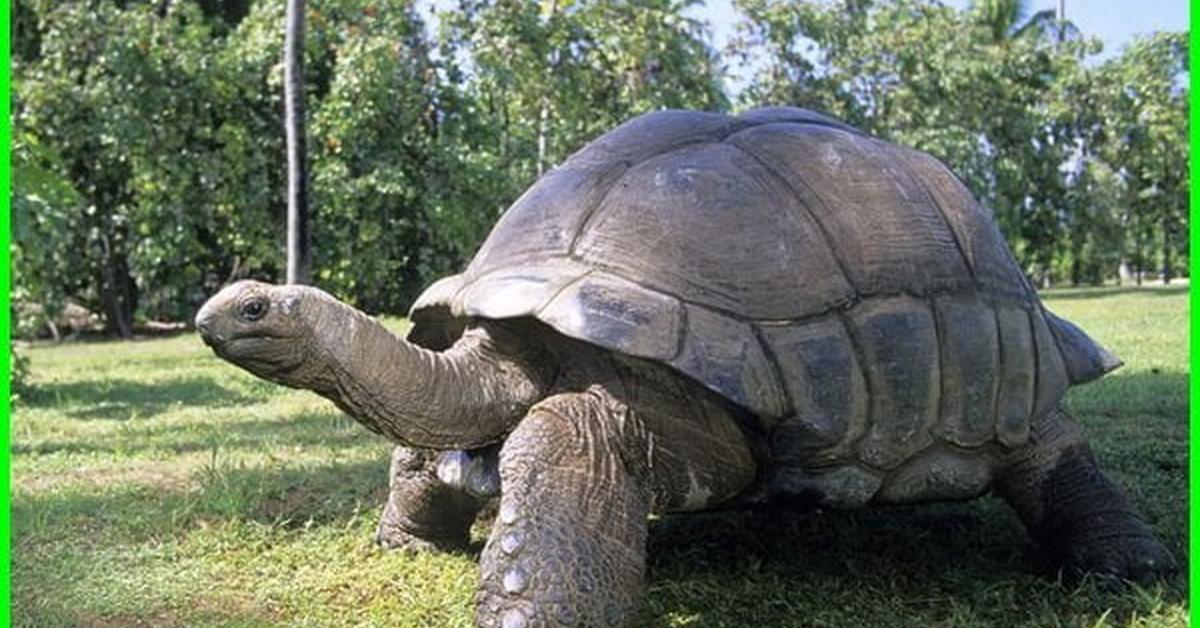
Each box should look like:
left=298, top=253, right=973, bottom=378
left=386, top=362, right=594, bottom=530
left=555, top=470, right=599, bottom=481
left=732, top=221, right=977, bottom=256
left=684, top=0, right=1188, bottom=95
left=691, top=0, right=1189, bottom=62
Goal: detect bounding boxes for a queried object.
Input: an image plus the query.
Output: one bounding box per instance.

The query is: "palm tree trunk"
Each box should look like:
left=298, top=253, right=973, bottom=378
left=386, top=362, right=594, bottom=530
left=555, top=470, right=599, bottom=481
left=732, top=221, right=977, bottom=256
left=1056, top=0, right=1066, bottom=45
left=285, top=0, right=311, bottom=285
left=535, top=0, right=560, bottom=178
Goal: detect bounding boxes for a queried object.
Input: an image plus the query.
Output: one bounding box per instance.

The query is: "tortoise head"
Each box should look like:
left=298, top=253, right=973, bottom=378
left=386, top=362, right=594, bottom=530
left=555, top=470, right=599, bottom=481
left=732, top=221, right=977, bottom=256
left=195, top=280, right=327, bottom=385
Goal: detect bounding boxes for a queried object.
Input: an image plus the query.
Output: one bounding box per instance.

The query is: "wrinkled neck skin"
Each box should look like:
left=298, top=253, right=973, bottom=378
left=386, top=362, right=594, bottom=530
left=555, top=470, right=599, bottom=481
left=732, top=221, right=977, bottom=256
left=298, top=298, right=556, bottom=450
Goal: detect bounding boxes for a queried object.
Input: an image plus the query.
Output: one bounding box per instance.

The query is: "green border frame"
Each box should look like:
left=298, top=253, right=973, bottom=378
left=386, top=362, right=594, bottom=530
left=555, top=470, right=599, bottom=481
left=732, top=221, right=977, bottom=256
left=1188, top=1, right=1199, bottom=624
left=2, top=0, right=12, bottom=621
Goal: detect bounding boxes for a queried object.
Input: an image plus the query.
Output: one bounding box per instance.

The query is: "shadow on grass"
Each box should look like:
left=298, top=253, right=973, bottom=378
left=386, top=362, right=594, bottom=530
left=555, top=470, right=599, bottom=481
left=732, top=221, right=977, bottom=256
left=642, top=496, right=1186, bottom=627
left=13, top=455, right=391, bottom=549
left=19, top=374, right=255, bottom=420
left=635, top=368, right=1189, bottom=627
left=12, top=411, right=374, bottom=457
left=1041, top=284, right=1189, bottom=301
left=648, top=499, right=1025, bottom=581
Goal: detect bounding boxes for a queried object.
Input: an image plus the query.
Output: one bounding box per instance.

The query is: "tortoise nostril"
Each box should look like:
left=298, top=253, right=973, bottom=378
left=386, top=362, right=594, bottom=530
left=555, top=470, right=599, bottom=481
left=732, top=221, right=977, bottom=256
left=195, top=309, right=216, bottom=341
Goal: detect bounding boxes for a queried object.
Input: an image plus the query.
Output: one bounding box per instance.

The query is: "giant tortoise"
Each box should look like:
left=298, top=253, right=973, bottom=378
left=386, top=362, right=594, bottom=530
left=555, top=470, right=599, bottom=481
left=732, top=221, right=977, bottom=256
left=196, top=107, right=1173, bottom=627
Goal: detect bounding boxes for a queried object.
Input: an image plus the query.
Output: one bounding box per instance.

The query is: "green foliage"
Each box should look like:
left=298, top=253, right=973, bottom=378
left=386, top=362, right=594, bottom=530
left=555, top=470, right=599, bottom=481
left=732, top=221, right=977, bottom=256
left=11, top=129, right=84, bottom=335
left=10, top=345, right=31, bottom=403
left=439, top=0, right=728, bottom=230
left=303, top=0, right=445, bottom=311
left=14, top=1, right=245, bottom=333
left=10, top=0, right=1189, bottom=335
left=1091, top=32, right=1190, bottom=284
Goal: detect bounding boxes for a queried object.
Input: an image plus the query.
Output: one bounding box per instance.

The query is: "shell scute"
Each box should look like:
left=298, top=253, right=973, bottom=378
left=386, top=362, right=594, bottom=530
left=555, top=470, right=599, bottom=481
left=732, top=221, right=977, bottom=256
left=468, top=167, right=611, bottom=274
left=934, top=293, right=1000, bottom=448
left=893, top=148, right=1034, bottom=302
left=995, top=305, right=1036, bottom=446
left=574, top=142, right=853, bottom=320
left=1031, top=307, right=1071, bottom=420
left=760, top=316, right=867, bottom=465
left=849, top=297, right=940, bottom=470
left=457, top=261, right=584, bottom=320
left=668, top=305, right=789, bottom=420
left=726, top=123, right=973, bottom=296
left=539, top=272, right=683, bottom=361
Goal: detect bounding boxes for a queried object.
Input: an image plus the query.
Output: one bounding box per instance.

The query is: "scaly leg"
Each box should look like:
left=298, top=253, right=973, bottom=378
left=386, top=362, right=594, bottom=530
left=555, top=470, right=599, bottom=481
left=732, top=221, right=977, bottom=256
left=375, top=445, right=494, bottom=553
left=995, top=407, right=1175, bottom=585
left=476, top=387, right=756, bottom=627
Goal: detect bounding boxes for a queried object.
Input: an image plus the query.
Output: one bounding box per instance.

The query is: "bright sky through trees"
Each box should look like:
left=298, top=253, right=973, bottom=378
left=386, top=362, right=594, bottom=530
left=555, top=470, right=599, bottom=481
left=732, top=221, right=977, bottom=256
left=692, top=0, right=1187, bottom=64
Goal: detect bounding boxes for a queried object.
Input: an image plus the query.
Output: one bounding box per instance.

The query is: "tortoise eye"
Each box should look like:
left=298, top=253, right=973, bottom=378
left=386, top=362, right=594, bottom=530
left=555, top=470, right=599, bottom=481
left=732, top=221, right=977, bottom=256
left=240, top=298, right=268, bottom=321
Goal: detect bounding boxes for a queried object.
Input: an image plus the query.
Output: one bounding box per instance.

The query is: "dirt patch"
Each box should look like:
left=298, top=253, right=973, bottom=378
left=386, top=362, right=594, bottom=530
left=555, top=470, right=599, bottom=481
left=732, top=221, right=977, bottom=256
left=74, top=594, right=278, bottom=627
left=77, top=611, right=181, bottom=628
left=15, top=454, right=209, bottom=494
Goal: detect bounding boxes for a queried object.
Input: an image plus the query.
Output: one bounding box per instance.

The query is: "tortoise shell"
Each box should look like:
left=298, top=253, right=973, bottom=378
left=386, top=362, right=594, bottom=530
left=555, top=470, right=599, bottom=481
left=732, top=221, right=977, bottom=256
left=409, top=108, right=1119, bottom=502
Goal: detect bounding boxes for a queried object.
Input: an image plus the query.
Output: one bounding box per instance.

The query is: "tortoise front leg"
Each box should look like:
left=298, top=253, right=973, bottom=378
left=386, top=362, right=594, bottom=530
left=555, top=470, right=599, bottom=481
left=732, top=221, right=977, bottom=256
left=995, top=407, right=1175, bottom=585
left=375, top=445, right=494, bottom=553
left=476, top=389, right=757, bottom=627
left=476, top=394, right=649, bottom=628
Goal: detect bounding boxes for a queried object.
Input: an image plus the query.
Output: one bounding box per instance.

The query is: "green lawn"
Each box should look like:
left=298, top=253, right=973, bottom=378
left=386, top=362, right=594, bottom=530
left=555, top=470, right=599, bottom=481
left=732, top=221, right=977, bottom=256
left=11, top=285, right=1189, bottom=627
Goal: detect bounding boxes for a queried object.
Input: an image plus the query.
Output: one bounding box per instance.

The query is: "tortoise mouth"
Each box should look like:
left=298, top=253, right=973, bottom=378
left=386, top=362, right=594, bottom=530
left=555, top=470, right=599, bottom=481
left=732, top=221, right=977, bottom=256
left=210, top=335, right=307, bottom=380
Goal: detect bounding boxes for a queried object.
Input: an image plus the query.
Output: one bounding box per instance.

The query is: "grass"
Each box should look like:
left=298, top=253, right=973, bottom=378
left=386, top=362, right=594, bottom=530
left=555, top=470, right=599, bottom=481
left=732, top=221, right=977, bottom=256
left=11, top=285, right=1189, bottom=627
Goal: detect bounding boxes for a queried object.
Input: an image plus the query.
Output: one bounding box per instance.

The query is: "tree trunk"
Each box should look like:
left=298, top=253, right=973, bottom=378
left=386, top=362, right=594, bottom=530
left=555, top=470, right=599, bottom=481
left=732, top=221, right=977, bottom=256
left=285, top=0, right=311, bottom=285
left=1069, top=222, right=1085, bottom=286
left=1130, top=209, right=1146, bottom=286
left=1056, top=0, right=1066, bottom=44
left=1134, top=236, right=1144, bottom=286
left=536, top=96, right=549, bottom=178
left=535, top=0, right=560, bottom=178
left=99, top=234, right=134, bottom=338
left=1161, top=215, right=1172, bottom=284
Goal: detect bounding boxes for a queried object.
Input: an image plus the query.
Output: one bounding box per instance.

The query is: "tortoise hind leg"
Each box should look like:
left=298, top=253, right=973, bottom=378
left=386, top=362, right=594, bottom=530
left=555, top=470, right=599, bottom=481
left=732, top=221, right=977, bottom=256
left=995, top=407, right=1175, bottom=585
left=375, top=445, right=491, bottom=553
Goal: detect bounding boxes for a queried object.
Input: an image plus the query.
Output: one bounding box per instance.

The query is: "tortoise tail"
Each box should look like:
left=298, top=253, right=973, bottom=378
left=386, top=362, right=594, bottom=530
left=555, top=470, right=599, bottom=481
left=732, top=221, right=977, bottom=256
left=1044, top=310, right=1122, bottom=385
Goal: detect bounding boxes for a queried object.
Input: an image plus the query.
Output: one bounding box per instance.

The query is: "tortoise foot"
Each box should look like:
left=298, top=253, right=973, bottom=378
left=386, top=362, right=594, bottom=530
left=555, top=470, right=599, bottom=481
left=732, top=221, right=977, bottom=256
left=997, top=411, right=1176, bottom=588
left=1055, top=517, right=1176, bottom=587
left=375, top=445, right=484, bottom=555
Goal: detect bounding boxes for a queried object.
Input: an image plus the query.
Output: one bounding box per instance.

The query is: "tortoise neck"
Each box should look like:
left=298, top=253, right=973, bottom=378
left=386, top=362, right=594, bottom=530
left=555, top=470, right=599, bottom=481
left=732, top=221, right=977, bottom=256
left=309, top=305, right=554, bottom=449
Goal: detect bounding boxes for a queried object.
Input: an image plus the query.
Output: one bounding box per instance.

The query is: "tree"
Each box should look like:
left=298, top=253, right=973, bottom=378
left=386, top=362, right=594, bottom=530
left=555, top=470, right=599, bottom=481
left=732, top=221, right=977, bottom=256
left=13, top=1, right=227, bottom=334
left=11, top=130, right=86, bottom=337
left=442, top=0, right=727, bottom=197
left=12, top=0, right=446, bottom=327
left=968, top=0, right=1074, bottom=44
left=1092, top=33, right=1189, bottom=284
left=305, top=0, right=450, bottom=312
